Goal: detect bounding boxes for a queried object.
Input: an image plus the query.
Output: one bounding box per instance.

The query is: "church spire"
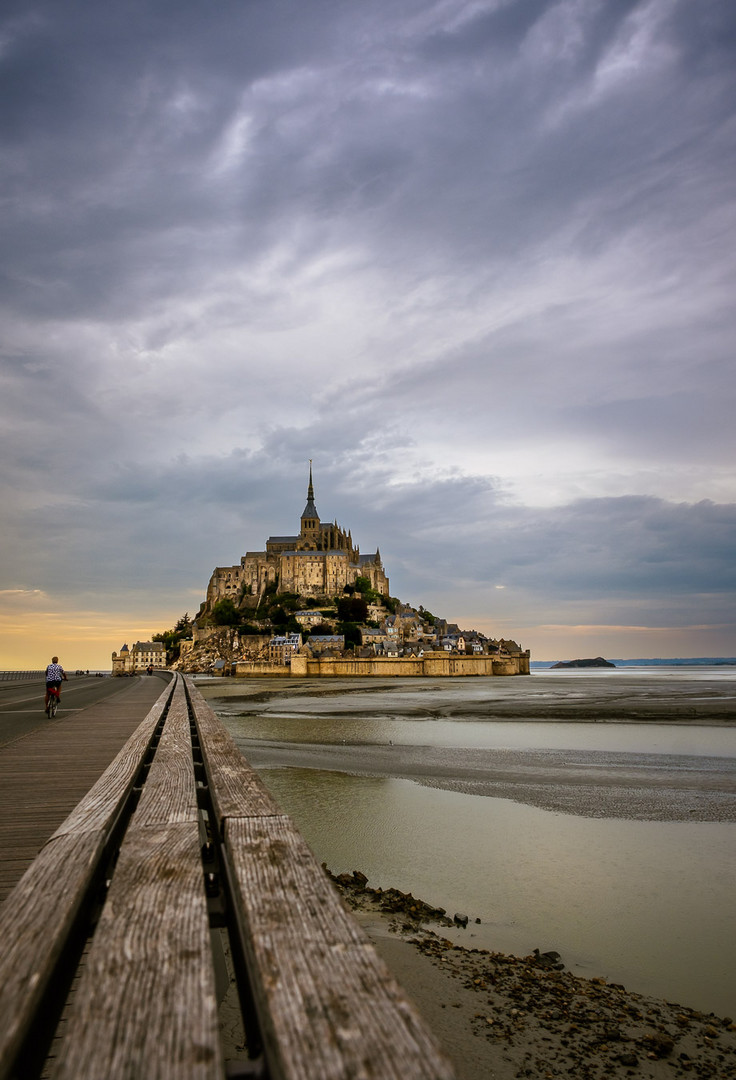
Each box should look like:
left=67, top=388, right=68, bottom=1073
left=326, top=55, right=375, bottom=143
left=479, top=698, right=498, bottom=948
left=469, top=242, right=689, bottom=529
left=301, top=459, right=318, bottom=521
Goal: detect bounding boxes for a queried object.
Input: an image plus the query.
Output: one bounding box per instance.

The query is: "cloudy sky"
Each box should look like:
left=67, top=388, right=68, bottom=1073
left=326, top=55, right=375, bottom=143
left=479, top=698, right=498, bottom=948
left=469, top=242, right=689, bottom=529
left=2, top=0, right=735, bottom=667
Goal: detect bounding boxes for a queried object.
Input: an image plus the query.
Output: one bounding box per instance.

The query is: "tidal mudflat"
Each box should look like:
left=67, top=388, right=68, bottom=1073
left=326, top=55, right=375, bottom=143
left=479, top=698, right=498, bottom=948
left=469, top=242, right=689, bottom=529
left=200, top=669, right=736, bottom=1022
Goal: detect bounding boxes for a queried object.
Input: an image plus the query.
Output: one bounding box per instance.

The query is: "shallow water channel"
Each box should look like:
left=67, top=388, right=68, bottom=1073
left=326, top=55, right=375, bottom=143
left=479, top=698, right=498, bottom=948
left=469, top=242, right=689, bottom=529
left=202, top=670, right=736, bottom=1017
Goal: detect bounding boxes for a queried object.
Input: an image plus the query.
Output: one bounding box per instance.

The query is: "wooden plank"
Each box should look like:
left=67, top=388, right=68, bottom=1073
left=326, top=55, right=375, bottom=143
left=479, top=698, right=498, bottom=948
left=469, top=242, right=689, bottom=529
left=132, top=677, right=199, bottom=828
left=224, top=815, right=455, bottom=1080
left=51, top=679, right=173, bottom=840
left=0, top=675, right=173, bottom=901
left=0, top=831, right=103, bottom=1080
left=0, top=679, right=175, bottom=1079
left=187, top=678, right=282, bottom=824
left=50, top=821, right=223, bottom=1080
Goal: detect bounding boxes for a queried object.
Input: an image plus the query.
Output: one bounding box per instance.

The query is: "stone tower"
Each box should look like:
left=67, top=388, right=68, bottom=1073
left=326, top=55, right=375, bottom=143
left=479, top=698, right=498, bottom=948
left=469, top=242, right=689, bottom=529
left=299, top=461, right=320, bottom=549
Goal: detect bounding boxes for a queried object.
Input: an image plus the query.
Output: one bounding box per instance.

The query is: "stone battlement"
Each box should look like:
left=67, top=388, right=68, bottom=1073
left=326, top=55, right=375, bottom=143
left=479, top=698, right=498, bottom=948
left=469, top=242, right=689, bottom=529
left=233, top=651, right=530, bottom=678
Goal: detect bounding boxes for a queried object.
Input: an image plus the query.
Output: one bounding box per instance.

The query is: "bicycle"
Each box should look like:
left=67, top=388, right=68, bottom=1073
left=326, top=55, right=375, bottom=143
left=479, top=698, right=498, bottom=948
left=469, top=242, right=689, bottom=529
left=46, top=687, right=61, bottom=718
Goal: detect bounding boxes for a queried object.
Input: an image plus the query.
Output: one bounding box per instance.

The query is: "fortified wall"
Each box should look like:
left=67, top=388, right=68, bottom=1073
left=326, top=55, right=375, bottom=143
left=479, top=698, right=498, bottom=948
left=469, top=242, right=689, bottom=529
left=234, top=650, right=530, bottom=678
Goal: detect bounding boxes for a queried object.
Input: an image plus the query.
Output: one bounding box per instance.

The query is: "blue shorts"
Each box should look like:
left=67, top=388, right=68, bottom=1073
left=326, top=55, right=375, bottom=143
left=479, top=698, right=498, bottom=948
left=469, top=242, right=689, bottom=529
left=46, top=680, right=62, bottom=691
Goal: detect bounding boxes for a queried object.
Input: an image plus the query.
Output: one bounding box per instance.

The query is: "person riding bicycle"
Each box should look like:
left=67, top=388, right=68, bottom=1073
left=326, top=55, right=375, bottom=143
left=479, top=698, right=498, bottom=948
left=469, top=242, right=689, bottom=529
left=45, top=656, right=68, bottom=711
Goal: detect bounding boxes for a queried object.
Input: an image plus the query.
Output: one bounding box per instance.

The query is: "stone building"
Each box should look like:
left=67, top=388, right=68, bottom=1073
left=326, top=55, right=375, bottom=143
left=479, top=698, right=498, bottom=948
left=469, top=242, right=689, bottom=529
left=206, top=465, right=389, bottom=609
left=267, top=634, right=302, bottom=664
left=112, top=640, right=165, bottom=675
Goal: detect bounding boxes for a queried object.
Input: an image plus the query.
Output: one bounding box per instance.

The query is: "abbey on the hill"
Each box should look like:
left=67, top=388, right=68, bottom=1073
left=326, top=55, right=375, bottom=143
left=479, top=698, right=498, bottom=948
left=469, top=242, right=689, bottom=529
left=206, top=464, right=389, bottom=607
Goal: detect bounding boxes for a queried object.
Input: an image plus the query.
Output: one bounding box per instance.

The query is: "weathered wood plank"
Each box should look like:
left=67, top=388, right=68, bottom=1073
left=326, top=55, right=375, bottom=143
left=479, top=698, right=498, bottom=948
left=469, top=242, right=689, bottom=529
left=0, top=675, right=172, bottom=902
left=224, top=815, right=455, bottom=1080
left=50, top=679, right=174, bottom=840
left=50, top=821, right=222, bottom=1080
left=3, top=673, right=454, bottom=1080
left=132, top=678, right=199, bottom=827
left=187, top=679, right=281, bottom=824
left=0, top=831, right=103, bottom=1080
left=0, top=680, right=175, bottom=1079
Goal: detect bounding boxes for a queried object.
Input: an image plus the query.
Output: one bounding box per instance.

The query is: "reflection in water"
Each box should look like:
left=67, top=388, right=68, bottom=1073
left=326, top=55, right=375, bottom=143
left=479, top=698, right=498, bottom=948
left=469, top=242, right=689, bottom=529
left=258, top=767, right=735, bottom=1017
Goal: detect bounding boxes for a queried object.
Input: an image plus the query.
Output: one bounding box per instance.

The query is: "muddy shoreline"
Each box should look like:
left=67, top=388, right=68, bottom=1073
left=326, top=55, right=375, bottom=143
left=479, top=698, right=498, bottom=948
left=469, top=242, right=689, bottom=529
left=326, top=870, right=736, bottom=1080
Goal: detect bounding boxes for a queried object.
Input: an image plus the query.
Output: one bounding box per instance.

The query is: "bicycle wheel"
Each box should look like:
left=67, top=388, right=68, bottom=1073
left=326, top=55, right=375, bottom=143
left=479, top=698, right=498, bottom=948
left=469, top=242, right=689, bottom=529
left=48, top=696, right=58, bottom=718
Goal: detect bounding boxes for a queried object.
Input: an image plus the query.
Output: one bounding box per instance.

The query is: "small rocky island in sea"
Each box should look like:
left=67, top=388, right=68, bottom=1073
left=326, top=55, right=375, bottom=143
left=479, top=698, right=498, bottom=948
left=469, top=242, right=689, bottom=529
left=144, top=464, right=530, bottom=678
left=551, top=657, right=616, bottom=669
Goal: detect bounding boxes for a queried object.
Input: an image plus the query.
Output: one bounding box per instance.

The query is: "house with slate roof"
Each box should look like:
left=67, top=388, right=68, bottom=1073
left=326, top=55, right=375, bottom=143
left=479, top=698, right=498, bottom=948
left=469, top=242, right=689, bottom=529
left=305, top=634, right=345, bottom=657
left=112, top=640, right=165, bottom=675
left=268, top=634, right=302, bottom=664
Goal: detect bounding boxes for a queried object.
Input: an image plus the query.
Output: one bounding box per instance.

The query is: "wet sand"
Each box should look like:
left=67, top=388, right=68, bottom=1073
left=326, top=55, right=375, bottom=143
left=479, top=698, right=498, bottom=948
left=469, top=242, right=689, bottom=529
left=202, top=671, right=736, bottom=820
left=200, top=669, right=736, bottom=724
left=328, top=872, right=736, bottom=1080
left=240, top=740, right=736, bottom=821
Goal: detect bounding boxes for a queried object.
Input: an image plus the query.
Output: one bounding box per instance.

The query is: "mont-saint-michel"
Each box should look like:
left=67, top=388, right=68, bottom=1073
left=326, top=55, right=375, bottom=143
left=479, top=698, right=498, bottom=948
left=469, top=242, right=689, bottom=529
left=169, top=466, right=530, bottom=677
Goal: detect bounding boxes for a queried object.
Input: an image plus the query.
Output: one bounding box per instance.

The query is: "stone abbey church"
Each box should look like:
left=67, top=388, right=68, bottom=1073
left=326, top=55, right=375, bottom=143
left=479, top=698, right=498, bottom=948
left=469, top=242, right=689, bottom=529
left=205, top=466, right=389, bottom=609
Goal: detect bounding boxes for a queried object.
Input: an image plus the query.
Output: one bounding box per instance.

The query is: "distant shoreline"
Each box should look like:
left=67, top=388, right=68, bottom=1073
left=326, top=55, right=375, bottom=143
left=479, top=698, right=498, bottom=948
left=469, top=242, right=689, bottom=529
left=532, top=657, right=736, bottom=667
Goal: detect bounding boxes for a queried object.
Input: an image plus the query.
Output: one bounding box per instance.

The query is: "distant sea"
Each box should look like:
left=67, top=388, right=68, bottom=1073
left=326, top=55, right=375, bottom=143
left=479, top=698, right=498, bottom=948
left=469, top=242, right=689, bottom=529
left=531, top=657, right=736, bottom=668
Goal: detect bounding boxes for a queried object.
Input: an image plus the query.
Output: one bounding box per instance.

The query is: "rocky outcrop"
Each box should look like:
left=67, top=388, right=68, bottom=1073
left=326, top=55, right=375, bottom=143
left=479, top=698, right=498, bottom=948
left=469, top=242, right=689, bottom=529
left=173, top=629, right=241, bottom=674
left=551, top=657, right=616, bottom=669
left=324, top=868, right=736, bottom=1079
left=326, top=868, right=454, bottom=925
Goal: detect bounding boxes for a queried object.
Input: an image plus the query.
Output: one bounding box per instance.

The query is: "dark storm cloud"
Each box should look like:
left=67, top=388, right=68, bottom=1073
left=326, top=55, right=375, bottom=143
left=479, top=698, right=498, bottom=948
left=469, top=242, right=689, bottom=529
left=337, top=476, right=736, bottom=602
left=92, top=444, right=736, bottom=606
left=3, top=0, right=734, bottom=321
left=2, top=0, right=735, bottom=651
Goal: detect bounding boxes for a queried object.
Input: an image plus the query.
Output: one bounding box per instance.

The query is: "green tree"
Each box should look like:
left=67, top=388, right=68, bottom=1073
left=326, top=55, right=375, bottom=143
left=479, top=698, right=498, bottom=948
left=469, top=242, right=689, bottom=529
left=153, top=613, right=194, bottom=664
left=354, top=576, right=380, bottom=602
left=339, top=622, right=362, bottom=648
left=212, top=598, right=239, bottom=625
left=269, top=606, right=301, bottom=634
left=337, top=596, right=368, bottom=622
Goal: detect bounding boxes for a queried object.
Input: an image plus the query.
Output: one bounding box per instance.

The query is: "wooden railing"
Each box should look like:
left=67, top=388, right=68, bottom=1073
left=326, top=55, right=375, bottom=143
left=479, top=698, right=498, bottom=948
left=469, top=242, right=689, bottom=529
left=0, top=674, right=454, bottom=1080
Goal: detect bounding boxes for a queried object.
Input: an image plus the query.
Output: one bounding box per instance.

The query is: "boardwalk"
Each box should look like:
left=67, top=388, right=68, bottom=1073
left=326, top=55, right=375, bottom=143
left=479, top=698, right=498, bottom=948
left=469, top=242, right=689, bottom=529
left=0, top=673, right=454, bottom=1080
left=0, top=674, right=171, bottom=902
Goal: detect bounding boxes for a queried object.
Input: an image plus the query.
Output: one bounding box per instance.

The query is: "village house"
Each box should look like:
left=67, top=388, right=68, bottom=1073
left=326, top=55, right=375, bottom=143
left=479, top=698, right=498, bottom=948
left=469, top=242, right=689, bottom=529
left=306, top=634, right=345, bottom=657
left=360, top=627, right=391, bottom=652
left=268, top=634, right=302, bottom=664
left=294, top=610, right=331, bottom=629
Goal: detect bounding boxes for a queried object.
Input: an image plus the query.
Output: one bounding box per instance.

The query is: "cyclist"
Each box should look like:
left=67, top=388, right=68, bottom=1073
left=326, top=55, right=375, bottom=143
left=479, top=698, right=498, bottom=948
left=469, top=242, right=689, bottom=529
left=45, top=656, right=68, bottom=712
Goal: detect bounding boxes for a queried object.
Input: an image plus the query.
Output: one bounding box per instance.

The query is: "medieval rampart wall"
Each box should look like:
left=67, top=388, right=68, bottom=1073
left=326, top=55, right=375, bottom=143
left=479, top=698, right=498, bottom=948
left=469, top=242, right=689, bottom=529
left=222, top=650, right=530, bottom=678
left=233, top=662, right=293, bottom=677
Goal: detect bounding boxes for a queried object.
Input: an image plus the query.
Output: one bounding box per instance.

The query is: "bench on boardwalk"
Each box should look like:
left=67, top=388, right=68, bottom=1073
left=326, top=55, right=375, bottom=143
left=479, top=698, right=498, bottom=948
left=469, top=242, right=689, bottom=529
left=0, top=674, right=454, bottom=1080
